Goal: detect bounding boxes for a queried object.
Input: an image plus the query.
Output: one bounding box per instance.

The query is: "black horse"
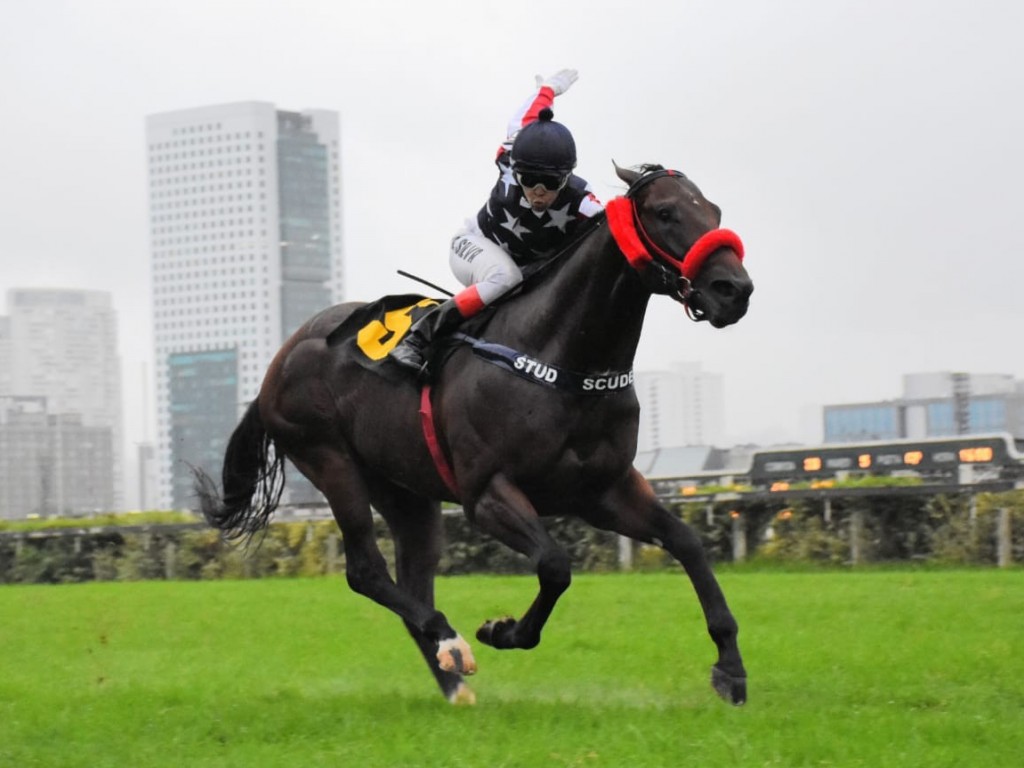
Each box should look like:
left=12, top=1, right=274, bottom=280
left=194, top=163, right=753, bottom=705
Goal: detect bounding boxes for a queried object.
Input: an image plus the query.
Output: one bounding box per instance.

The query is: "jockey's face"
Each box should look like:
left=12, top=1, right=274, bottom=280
left=522, top=183, right=559, bottom=212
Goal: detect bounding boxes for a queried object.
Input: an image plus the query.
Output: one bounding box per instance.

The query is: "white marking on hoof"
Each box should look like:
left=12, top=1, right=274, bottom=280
left=447, top=681, right=477, bottom=706
left=437, top=635, right=477, bottom=675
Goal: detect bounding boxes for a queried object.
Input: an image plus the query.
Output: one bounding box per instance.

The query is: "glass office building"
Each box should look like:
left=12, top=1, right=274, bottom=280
left=146, top=102, right=342, bottom=508
left=824, top=372, right=1024, bottom=443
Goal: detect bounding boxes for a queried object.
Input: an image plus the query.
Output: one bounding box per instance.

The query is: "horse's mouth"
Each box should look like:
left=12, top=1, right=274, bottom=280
left=688, top=295, right=749, bottom=328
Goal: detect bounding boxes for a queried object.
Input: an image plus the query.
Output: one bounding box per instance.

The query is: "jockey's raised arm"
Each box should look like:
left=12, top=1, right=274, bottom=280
left=391, top=68, right=601, bottom=374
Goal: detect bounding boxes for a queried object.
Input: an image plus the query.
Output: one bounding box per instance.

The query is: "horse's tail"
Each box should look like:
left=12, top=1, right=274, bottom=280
left=192, top=399, right=285, bottom=542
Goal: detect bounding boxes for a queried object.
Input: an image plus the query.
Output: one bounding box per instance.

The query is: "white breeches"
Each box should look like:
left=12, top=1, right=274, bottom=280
left=448, top=223, right=523, bottom=306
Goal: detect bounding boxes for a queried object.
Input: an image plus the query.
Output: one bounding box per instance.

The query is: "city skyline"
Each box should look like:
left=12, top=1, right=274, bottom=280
left=2, top=2, right=1022, bottom=509
left=2, top=278, right=1021, bottom=511
left=0, top=289, right=121, bottom=517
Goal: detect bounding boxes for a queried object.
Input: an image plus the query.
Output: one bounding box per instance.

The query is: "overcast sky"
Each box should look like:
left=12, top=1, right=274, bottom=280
left=2, top=0, right=1023, bottom=470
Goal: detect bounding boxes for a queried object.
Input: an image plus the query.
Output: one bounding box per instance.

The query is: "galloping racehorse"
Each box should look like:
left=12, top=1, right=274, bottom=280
left=194, top=163, right=754, bottom=705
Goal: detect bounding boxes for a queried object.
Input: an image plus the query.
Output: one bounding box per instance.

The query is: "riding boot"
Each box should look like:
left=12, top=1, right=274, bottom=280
left=390, top=299, right=465, bottom=372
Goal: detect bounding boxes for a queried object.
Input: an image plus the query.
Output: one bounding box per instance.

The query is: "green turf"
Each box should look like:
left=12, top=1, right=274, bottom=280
left=1, top=570, right=1021, bottom=767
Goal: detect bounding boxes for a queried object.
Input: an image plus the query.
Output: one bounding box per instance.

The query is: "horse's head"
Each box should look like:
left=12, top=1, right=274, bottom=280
left=610, top=163, right=753, bottom=328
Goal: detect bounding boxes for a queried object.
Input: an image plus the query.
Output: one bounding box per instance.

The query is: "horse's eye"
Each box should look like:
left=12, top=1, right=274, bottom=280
left=656, top=208, right=674, bottom=222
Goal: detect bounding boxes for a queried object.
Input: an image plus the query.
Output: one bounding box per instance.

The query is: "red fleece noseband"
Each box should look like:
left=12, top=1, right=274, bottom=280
left=680, top=228, right=745, bottom=281
left=605, top=196, right=744, bottom=281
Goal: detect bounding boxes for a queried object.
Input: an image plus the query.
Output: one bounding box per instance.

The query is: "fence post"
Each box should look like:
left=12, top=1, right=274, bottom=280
left=617, top=535, right=633, bottom=571
left=326, top=532, right=341, bottom=574
left=997, top=507, right=1012, bottom=568
left=731, top=512, right=747, bottom=562
left=850, top=507, right=864, bottom=565
left=164, top=540, right=177, bottom=580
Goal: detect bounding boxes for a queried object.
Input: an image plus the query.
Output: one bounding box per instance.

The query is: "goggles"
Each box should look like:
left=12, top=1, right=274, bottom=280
left=514, top=170, right=569, bottom=192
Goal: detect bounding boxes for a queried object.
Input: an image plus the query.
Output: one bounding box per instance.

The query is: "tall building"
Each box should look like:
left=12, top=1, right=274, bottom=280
left=146, top=101, right=342, bottom=509
left=1, top=289, right=122, bottom=510
left=0, top=317, right=11, bottom=397
left=824, top=371, right=1024, bottom=443
left=634, top=362, right=726, bottom=451
left=0, top=397, right=114, bottom=519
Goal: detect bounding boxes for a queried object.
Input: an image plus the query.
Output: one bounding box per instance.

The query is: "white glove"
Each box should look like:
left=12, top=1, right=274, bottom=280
left=535, top=68, right=578, bottom=96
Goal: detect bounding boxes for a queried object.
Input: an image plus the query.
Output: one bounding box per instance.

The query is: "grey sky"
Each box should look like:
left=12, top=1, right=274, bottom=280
left=2, top=0, right=1022, bottom=463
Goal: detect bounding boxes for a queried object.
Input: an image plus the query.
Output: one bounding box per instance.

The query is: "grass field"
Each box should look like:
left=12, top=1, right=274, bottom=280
left=1, top=569, right=1022, bottom=767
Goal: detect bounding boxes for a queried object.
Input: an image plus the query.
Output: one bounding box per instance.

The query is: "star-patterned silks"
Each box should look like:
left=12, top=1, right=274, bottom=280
left=544, top=203, right=573, bottom=232
left=500, top=164, right=517, bottom=196
left=476, top=152, right=603, bottom=261
left=498, top=208, right=530, bottom=240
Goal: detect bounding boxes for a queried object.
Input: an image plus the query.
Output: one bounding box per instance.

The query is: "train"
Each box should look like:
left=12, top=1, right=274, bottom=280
left=750, top=432, right=1024, bottom=485
left=646, top=433, right=1024, bottom=499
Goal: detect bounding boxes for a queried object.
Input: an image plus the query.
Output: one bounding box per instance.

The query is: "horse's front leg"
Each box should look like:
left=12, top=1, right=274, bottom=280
left=591, top=469, right=747, bottom=705
left=469, top=472, right=572, bottom=650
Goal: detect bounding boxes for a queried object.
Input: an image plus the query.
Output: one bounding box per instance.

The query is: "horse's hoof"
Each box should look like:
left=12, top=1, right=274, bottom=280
left=476, top=617, right=516, bottom=648
left=447, top=681, right=477, bottom=706
left=711, top=665, right=747, bottom=705
left=437, top=635, right=477, bottom=675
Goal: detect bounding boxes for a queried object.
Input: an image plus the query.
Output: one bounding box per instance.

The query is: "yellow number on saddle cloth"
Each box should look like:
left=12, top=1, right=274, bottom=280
left=356, top=298, right=440, bottom=360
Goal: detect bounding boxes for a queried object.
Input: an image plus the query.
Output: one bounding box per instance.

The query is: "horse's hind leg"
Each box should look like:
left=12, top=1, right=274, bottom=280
left=469, top=473, right=572, bottom=651
left=287, top=447, right=477, bottom=690
left=590, top=468, right=747, bottom=705
left=371, top=480, right=476, bottom=705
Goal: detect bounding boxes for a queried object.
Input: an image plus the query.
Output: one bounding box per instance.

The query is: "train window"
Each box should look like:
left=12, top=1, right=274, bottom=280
left=765, top=461, right=797, bottom=472
left=960, top=446, right=994, bottom=463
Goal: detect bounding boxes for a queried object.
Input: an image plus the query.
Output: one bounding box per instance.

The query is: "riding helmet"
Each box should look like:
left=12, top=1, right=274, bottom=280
left=510, top=109, right=577, bottom=173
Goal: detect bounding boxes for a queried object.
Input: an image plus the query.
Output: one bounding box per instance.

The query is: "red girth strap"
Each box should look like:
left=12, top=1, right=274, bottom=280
left=605, top=196, right=744, bottom=281
left=419, top=385, right=459, bottom=497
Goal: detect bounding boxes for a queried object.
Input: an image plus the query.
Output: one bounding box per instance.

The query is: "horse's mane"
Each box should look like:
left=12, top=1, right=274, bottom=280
left=634, top=162, right=666, bottom=176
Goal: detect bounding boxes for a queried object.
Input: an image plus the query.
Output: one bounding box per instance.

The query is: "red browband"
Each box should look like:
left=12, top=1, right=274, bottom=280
left=605, top=196, right=744, bottom=281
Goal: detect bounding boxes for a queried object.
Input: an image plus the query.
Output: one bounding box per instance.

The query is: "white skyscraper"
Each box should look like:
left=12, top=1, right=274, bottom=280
left=0, top=317, right=11, bottom=397
left=146, top=101, right=342, bottom=508
left=2, top=289, right=123, bottom=510
left=634, top=362, right=725, bottom=451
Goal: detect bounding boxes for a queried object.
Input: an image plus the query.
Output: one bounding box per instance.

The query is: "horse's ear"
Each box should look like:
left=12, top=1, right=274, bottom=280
left=613, top=160, right=640, bottom=187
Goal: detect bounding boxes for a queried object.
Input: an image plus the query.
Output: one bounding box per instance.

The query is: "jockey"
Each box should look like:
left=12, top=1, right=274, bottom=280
left=391, top=68, right=605, bottom=372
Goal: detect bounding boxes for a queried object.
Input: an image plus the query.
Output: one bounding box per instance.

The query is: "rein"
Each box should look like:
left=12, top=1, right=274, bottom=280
left=605, top=168, right=744, bottom=318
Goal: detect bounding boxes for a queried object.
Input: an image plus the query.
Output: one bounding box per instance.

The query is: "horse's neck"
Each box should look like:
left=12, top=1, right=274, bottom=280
left=493, top=226, right=651, bottom=372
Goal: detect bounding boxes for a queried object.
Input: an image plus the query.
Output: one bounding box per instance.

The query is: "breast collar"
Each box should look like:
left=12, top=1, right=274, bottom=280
left=452, top=333, right=634, bottom=395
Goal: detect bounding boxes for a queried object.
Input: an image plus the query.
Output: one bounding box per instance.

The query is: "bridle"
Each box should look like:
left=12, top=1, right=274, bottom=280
left=605, top=168, right=745, bottom=321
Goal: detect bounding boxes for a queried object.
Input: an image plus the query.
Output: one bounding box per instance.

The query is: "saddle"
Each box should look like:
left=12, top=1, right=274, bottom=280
left=324, top=293, right=494, bottom=384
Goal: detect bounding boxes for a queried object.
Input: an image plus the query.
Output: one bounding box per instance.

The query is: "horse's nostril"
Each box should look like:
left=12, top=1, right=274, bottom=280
left=713, top=279, right=753, bottom=303
left=712, top=281, right=739, bottom=299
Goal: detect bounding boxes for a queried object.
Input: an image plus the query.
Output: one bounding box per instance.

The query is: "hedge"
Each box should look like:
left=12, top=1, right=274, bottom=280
left=1, top=491, right=1020, bottom=584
